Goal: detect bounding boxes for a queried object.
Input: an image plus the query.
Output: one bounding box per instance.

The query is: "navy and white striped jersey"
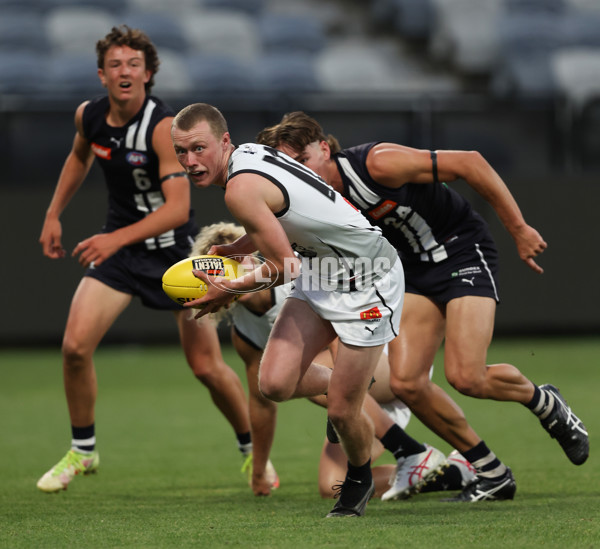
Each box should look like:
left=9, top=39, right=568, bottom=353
left=82, top=95, right=196, bottom=251
left=335, top=143, right=490, bottom=266
left=228, top=143, right=399, bottom=288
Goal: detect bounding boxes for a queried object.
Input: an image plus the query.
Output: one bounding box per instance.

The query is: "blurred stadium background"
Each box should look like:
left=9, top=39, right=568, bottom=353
left=1, top=0, right=599, bottom=345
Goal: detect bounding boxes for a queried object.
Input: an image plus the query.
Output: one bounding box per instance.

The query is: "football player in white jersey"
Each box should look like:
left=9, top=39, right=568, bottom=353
left=191, top=222, right=475, bottom=500
left=172, top=103, right=405, bottom=517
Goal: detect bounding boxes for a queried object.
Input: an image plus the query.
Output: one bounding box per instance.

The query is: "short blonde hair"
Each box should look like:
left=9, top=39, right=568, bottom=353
left=189, top=222, right=246, bottom=324
left=190, top=222, right=246, bottom=257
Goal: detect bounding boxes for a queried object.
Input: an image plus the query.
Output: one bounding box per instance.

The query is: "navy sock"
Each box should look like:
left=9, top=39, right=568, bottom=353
left=347, top=458, right=372, bottom=484
left=462, top=441, right=507, bottom=481
left=71, top=424, right=95, bottom=453
left=237, top=432, right=252, bottom=455
left=525, top=384, right=556, bottom=419
left=380, top=424, right=427, bottom=459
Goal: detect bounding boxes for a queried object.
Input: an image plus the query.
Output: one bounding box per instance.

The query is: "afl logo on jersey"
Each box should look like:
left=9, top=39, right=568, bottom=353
left=126, top=151, right=148, bottom=166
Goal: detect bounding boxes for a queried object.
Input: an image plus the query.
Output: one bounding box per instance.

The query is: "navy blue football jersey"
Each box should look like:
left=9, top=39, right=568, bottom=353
left=82, top=95, right=197, bottom=250
left=334, top=143, right=490, bottom=266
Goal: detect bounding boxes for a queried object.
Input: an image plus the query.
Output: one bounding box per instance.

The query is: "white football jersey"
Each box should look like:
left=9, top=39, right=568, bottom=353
left=228, top=143, right=398, bottom=290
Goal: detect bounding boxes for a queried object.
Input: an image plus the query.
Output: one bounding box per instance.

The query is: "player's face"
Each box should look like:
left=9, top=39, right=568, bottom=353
left=278, top=141, right=329, bottom=181
left=98, top=45, right=150, bottom=101
left=172, top=120, right=231, bottom=188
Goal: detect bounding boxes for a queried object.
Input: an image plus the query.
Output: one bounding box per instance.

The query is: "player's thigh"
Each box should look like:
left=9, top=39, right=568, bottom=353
left=64, top=276, right=132, bottom=351
left=444, top=295, right=496, bottom=379
left=388, top=293, right=445, bottom=384
left=175, top=311, right=223, bottom=361
left=231, top=328, right=263, bottom=397
left=262, top=297, right=335, bottom=375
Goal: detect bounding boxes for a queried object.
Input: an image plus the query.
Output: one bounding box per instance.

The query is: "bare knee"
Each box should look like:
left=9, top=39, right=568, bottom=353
left=61, top=335, right=92, bottom=371
left=319, top=480, right=336, bottom=499
left=258, top=375, right=293, bottom=403
left=188, top=355, right=219, bottom=382
left=327, top=407, right=357, bottom=435
left=446, top=367, right=486, bottom=398
left=390, top=373, right=429, bottom=407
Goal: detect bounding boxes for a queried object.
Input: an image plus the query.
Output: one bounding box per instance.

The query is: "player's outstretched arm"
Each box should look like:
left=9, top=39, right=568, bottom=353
left=72, top=117, right=192, bottom=268
left=367, top=144, right=547, bottom=274
left=436, top=149, right=547, bottom=273
left=40, top=102, right=94, bottom=259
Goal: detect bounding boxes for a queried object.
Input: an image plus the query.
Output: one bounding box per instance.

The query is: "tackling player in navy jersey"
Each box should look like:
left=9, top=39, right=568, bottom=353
left=256, top=111, right=589, bottom=503
left=171, top=103, right=406, bottom=518
left=37, top=26, right=253, bottom=493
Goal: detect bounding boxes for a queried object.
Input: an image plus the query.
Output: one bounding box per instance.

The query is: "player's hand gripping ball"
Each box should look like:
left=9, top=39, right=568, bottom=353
left=162, top=255, right=243, bottom=307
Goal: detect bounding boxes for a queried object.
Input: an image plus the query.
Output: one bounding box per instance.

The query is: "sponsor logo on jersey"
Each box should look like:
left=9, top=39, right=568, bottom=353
left=360, top=306, right=382, bottom=320
left=368, top=200, right=397, bottom=220
left=192, top=257, right=226, bottom=276
left=451, top=266, right=482, bottom=278
left=126, top=151, right=148, bottom=166
left=91, top=142, right=111, bottom=160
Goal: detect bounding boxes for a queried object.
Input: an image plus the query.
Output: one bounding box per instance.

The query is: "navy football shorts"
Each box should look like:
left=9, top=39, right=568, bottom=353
left=84, top=243, right=191, bottom=310
left=403, top=238, right=500, bottom=305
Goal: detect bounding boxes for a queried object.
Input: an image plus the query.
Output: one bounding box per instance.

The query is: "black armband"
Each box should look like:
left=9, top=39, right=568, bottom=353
left=430, top=151, right=439, bottom=183
left=160, top=171, right=189, bottom=183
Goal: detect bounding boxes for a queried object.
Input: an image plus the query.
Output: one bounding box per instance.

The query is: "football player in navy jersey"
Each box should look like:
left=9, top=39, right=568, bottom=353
left=171, top=103, right=406, bottom=518
left=37, top=26, right=253, bottom=493
left=255, top=111, right=589, bottom=502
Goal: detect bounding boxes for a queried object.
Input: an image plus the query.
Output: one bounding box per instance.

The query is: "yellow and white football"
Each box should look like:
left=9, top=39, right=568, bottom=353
left=162, top=255, right=243, bottom=307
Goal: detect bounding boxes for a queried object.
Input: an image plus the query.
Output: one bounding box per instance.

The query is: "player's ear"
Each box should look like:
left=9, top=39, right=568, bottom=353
left=98, top=68, right=107, bottom=87
left=320, top=140, right=330, bottom=160
left=221, top=132, right=231, bottom=150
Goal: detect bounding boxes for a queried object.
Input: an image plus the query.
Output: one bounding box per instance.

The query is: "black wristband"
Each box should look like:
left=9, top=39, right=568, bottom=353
left=160, top=171, right=188, bottom=183
left=430, top=151, right=439, bottom=183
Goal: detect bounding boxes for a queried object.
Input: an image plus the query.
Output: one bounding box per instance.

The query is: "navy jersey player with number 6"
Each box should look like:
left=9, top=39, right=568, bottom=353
left=37, top=26, right=254, bottom=493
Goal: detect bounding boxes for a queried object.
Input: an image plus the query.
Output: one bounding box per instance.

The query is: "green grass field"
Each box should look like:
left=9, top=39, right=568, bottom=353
left=1, top=337, right=598, bottom=548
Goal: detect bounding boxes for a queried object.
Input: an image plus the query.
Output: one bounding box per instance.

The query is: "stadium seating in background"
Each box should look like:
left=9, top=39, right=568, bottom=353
left=561, top=12, right=600, bottom=49
left=186, top=54, right=260, bottom=94
left=0, top=0, right=44, bottom=9
left=125, top=0, right=202, bottom=13
left=393, top=0, right=436, bottom=41
left=199, top=0, right=265, bottom=16
left=565, top=0, right=600, bottom=12
left=46, top=52, right=105, bottom=96
left=47, top=0, right=124, bottom=12
left=121, top=12, right=189, bottom=52
left=263, top=0, right=347, bottom=36
left=0, top=52, right=47, bottom=94
left=151, top=49, right=193, bottom=98
left=258, top=52, right=321, bottom=93
left=45, top=6, right=115, bottom=53
left=180, top=9, right=261, bottom=62
left=315, top=39, right=405, bottom=93
left=490, top=11, right=563, bottom=99
left=428, top=0, right=504, bottom=76
left=370, top=0, right=436, bottom=42
left=503, top=0, right=567, bottom=14
left=0, top=10, right=50, bottom=53
left=552, top=48, right=600, bottom=112
left=257, top=13, right=327, bottom=55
